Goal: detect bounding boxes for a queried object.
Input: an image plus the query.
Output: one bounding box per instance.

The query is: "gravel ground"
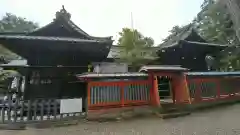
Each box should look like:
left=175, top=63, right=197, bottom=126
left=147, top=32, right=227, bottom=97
left=1, top=104, right=240, bottom=135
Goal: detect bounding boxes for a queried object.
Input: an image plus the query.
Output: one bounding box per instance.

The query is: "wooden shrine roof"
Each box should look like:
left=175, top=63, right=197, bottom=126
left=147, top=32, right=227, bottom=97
left=26, top=6, right=112, bottom=41
left=159, top=24, right=206, bottom=48
left=0, top=35, right=110, bottom=43
left=158, top=24, right=229, bottom=50
left=0, top=6, right=113, bottom=66
left=0, top=6, right=112, bottom=41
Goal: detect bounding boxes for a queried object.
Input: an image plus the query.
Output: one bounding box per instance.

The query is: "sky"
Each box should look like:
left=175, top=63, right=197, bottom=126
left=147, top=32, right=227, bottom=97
left=0, top=0, right=204, bottom=45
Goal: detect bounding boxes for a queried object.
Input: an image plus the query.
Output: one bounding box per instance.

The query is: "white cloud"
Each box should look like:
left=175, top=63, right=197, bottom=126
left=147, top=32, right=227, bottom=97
left=0, top=0, right=203, bottom=45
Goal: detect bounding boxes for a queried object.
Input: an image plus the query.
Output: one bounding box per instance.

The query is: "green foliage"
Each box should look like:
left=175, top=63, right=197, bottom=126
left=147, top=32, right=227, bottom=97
left=218, top=46, right=240, bottom=71
left=160, top=0, right=240, bottom=71
left=0, top=70, right=20, bottom=81
left=223, top=0, right=240, bottom=41
left=195, top=0, right=237, bottom=45
left=195, top=0, right=240, bottom=70
left=0, top=70, right=20, bottom=92
left=161, top=25, right=189, bottom=45
left=116, top=28, right=157, bottom=70
left=0, top=45, right=19, bottom=61
left=0, top=13, right=39, bottom=61
left=0, top=13, right=39, bottom=32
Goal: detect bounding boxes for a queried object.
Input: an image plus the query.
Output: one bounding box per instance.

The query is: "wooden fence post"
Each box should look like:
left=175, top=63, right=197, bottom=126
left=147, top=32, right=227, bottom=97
left=196, top=81, right=202, bottom=102
left=27, top=100, right=32, bottom=121
left=120, top=83, right=125, bottom=107
left=183, top=75, right=192, bottom=104
left=216, top=80, right=221, bottom=99
left=87, top=83, right=91, bottom=109
left=152, top=75, right=160, bottom=106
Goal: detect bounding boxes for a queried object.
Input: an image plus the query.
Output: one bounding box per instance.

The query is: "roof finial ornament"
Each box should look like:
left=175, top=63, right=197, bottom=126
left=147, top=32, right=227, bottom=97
left=55, top=5, right=71, bottom=20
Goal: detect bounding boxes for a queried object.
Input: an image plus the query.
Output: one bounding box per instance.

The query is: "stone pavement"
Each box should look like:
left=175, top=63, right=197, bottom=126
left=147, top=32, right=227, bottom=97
left=1, top=104, right=240, bottom=135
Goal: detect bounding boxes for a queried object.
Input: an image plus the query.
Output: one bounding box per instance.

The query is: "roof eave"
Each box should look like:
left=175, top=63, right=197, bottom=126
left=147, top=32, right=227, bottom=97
left=183, top=40, right=230, bottom=47
left=0, top=35, right=113, bottom=44
left=159, top=41, right=179, bottom=49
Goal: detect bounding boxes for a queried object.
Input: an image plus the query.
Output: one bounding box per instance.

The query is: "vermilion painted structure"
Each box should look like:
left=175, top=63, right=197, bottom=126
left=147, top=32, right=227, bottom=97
left=186, top=72, right=240, bottom=103
left=77, top=65, right=240, bottom=112
left=77, top=72, right=151, bottom=110
left=139, top=65, right=190, bottom=106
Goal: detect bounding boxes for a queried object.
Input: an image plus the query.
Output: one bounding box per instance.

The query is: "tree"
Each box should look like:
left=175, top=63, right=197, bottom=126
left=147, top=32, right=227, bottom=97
left=0, top=13, right=39, bottom=61
left=222, top=0, right=240, bottom=41
left=159, top=0, right=240, bottom=71
left=219, top=47, right=240, bottom=71
left=0, top=13, right=38, bottom=32
left=195, top=0, right=237, bottom=45
left=116, top=28, right=157, bottom=71
left=0, top=70, right=21, bottom=93
left=194, top=0, right=240, bottom=70
left=161, top=25, right=189, bottom=44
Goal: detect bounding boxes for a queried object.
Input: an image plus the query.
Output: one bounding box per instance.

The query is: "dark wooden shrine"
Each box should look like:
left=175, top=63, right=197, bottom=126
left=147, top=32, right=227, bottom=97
left=157, top=25, right=228, bottom=71
left=0, top=6, right=113, bottom=100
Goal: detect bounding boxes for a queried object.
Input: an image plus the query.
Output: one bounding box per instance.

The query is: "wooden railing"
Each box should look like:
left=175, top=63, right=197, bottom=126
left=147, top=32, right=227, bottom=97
left=0, top=98, right=84, bottom=124
left=187, top=76, right=240, bottom=103
left=88, top=80, right=151, bottom=110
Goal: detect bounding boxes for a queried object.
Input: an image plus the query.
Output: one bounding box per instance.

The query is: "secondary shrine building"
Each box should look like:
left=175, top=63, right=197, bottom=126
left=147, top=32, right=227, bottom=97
left=107, top=25, right=228, bottom=72
left=157, top=25, right=228, bottom=71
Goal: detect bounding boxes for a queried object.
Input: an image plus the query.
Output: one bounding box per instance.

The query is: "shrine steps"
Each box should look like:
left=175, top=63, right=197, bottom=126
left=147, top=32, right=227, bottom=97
left=158, top=103, right=191, bottom=119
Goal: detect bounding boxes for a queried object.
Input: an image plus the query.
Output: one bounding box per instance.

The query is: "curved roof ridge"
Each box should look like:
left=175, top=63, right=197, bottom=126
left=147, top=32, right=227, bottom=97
left=26, top=6, right=112, bottom=41
left=26, top=21, right=54, bottom=35
left=159, top=24, right=206, bottom=48
left=67, top=20, right=112, bottom=40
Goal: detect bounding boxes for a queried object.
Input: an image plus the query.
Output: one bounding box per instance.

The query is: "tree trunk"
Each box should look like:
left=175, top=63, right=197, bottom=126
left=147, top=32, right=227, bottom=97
left=223, top=0, right=240, bottom=41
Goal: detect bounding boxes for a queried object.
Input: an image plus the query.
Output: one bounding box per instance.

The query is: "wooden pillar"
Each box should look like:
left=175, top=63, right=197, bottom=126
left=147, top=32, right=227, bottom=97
left=17, top=76, right=23, bottom=101
left=149, top=72, right=160, bottom=106
left=195, top=80, right=202, bottom=102
left=216, top=80, right=221, bottom=99
left=183, top=75, right=192, bottom=104
left=171, top=77, right=176, bottom=104
left=87, top=82, right=91, bottom=110
left=120, top=84, right=125, bottom=107
left=23, top=67, right=31, bottom=100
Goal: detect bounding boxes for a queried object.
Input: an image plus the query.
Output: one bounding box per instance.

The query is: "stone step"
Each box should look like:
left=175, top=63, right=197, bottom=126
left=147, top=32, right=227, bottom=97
left=161, top=103, right=175, bottom=108
left=158, top=111, right=191, bottom=119
left=0, top=123, right=26, bottom=130
left=160, top=107, right=179, bottom=113
left=161, top=103, right=190, bottom=111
